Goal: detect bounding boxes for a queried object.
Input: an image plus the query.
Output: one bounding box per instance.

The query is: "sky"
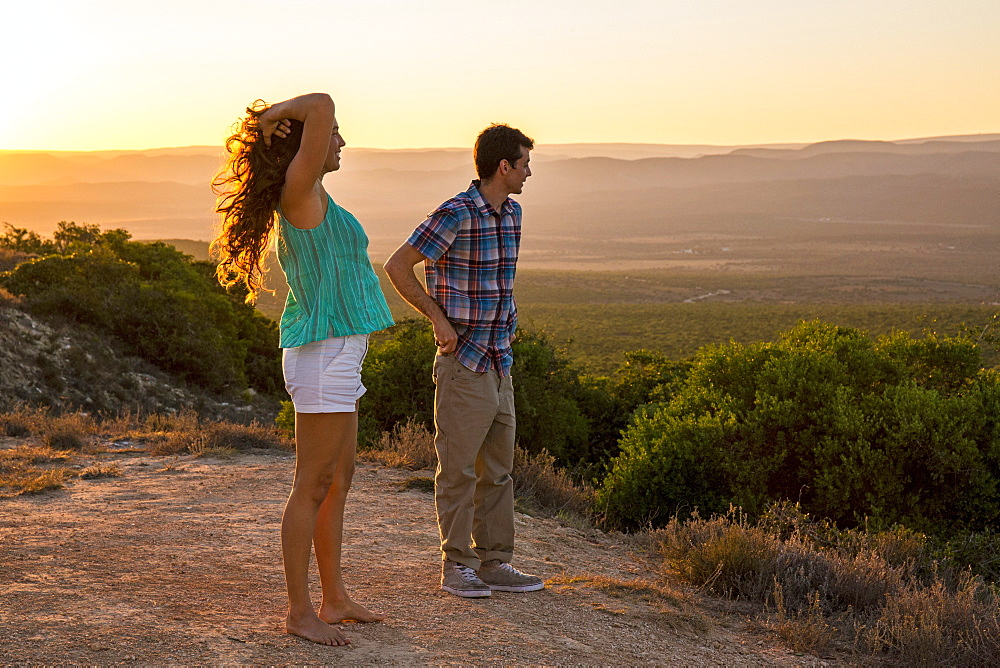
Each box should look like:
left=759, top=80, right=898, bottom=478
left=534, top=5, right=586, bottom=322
left=3, top=0, right=998, bottom=151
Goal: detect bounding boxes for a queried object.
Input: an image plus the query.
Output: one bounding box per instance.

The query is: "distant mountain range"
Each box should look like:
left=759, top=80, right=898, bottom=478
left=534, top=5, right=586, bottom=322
left=1, top=135, right=997, bottom=270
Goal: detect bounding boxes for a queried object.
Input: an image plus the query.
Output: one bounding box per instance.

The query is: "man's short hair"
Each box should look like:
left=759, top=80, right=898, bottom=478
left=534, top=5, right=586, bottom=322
left=474, top=124, right=534, bottom=180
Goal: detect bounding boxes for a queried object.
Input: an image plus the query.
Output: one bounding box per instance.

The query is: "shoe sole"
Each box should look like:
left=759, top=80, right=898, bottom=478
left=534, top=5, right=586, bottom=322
left=441, top=585, right=492, bottom=598
left=487, top=582, right=545, bottom=592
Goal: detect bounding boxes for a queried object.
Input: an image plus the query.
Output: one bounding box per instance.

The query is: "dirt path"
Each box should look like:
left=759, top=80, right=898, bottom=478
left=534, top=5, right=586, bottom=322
left=0, top=447, right=834, bottom=665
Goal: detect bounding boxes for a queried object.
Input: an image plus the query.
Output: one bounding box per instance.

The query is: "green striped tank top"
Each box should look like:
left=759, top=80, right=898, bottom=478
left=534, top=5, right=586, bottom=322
left=276, top=194, right=394, bottom=348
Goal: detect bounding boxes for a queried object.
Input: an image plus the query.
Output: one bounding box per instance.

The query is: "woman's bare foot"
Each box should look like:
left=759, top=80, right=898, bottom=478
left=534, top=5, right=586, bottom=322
left=319, top=598, right=386, bottom=624
left=286, top=613, right=351, bottom=646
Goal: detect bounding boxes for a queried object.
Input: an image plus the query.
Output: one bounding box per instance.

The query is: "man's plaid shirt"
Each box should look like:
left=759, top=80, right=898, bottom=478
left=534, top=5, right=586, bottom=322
left=406, top=180, right=520, bottom=376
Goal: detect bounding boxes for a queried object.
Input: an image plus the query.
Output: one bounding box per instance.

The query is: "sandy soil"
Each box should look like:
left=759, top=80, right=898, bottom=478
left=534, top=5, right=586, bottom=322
left=0, top=445, right=837, bottom=665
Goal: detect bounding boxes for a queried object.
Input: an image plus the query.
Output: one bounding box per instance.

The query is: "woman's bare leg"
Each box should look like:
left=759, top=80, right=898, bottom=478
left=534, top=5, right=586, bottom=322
left=315, top=403, right=385, bottom=623
left=281, top=411, right=356, bottom=646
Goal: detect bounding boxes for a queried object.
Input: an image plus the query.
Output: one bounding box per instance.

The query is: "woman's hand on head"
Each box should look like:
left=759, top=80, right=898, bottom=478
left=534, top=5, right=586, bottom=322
left=259, top=106, right=292, bottom=147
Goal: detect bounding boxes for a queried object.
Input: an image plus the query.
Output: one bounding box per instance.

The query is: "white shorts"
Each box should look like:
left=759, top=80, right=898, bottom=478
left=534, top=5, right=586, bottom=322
left=282, top=334, right=370, bottom=413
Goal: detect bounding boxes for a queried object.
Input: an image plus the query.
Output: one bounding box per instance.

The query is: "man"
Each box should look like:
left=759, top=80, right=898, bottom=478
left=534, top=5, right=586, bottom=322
left=384, top=124, right=543, bottom=598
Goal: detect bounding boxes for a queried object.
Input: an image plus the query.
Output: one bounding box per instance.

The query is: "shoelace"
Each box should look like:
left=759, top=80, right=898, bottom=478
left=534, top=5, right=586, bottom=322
left=455, top=564, right=482, bottom=582
left=493, top=562, right=523, bottom=576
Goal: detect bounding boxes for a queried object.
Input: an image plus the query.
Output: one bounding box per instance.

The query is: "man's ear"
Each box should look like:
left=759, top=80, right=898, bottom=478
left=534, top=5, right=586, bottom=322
left=498, top=158, right=511, bottom=175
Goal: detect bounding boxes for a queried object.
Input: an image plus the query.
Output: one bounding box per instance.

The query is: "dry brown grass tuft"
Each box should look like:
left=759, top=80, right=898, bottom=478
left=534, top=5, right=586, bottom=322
left=4, top=468, right=72, bottom=495
left=0, top=405, right=48, bottom=438
left=764, top=584, right=837, bottom=656
left=862, top=574, right=1000, bottom=665
left=363, top=420, right=593, bottom=521
left=548, top=573, right=689, bottom=608
left=547, top=573, right=707, bottom=632
left=0, top=444, right=73, bottom=466
left=151, top=413, right=292, bottom=456
left=0, top=444, right=76, bottom=496
left=79, top=463, right=124, bottom=480
left=512, top=446, right=593, bottom=520
left=39, top=411, right=97, bottom=451
left=399, top=475, right=435, bottom=493
left=361, top=418, right=436, bottom=470
left=656, top=504, right=1000, bottom=663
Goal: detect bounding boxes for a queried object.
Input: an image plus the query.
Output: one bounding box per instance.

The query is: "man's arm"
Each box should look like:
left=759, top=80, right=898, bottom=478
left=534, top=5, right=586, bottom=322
left=384, top=243, right=458, bottom=354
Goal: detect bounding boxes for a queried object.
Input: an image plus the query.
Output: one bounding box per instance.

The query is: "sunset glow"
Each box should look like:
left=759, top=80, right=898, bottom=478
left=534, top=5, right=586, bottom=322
left=2, top=0, right=998, bottom=151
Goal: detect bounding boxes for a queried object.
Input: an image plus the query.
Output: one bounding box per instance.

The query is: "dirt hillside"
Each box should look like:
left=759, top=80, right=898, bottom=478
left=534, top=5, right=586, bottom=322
left=0, top=444, right=835, bottom=665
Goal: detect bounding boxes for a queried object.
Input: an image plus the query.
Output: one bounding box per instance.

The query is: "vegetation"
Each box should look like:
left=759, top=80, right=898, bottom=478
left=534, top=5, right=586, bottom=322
left=521, top=302, right=1000, bottom=374
left=656, top=503, right=1000, bottom=664
left=0, top=222, right=282, bottom=397
left=361, top=417, right=593, bottom=521
left=597, top=321, right=1000, bottom=534
left=313, top=319, right=598, bottom=465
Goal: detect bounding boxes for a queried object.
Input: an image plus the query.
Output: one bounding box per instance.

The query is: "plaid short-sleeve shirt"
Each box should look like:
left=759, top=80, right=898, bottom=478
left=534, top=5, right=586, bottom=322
left=406, top=180, right=520, bottom=376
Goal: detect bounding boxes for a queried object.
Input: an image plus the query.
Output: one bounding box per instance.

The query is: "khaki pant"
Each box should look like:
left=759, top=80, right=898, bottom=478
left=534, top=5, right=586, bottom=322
left=432, top=353, right=515, bottom=569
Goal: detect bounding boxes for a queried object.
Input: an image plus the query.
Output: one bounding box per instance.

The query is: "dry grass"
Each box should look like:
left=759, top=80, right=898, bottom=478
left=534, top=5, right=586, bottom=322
left=1, top=468, right=72, bottom=495
left=79, top=463, right=124, bottom=480
left=547, top=573, right=708, bottom=633
left=151, top=412, right=292, bottom=456
left=862, top=575, right=1000, bottom=665
left=0, top=444, right=75, bottom=496
left=548, top=573, right=689, bottom=608
left=513, top=446, right=594, bottom=520
left=0, top=407, right=98, bottom=450
left=361, top=417, right=436, bottom=470
left=655, top=503, right=1000, bottom=663
left=764, top=584, right=837, bottom=655
left=1, top=404, right=48, bottom=438
left=399, top=475, right=435, bottom=493
left=363, top=419, right=594, bottom=521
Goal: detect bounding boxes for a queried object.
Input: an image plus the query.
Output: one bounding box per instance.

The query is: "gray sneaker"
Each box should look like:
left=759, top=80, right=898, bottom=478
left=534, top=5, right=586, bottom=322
left=478, top=560, right=545, bottom=592
left=441, top=561, right=492, bottom=598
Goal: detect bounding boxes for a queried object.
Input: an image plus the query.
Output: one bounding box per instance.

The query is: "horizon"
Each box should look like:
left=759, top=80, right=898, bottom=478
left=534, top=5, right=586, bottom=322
left=3, top=0, right=998, bottom=152
left=2, top=132, right=998, bottom=157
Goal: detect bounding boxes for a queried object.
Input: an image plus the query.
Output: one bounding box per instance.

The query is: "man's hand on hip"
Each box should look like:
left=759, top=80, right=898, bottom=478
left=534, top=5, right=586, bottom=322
left=433, top=318, right=459, bottom=354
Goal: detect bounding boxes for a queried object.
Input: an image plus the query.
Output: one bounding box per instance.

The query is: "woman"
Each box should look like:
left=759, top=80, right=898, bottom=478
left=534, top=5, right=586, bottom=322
left=212, top=93, right=394, bottom=646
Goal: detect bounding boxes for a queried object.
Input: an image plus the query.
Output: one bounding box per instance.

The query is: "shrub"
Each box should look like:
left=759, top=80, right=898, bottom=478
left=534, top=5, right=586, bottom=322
left=657, top=503, right=1000, bottom=663
left=513, top=446, right=594, bottom=520
left=510, top=329, right=590, bottom=463
left=598, top=321, right=1000, bottom=533
left=0, top=225, right=282, bottom=396
left=153, top=416, right=291, bottom=455
left=863, top=575, right=1000, bottom=665
left=40, top=412, right=96, bottom=451
left=579, top=351, right=693, bottom=465
left=358, top=320, right=595, bottom=467
left=0, top=405, right=47, bottom=438
left=358, top=320, right=437, bottom=445
left=362, top=417, right=437, bottom=470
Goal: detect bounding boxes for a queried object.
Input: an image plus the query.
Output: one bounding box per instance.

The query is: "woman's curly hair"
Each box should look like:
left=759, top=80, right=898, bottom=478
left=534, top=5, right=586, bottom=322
left=211, top=100, right=303, bottom=303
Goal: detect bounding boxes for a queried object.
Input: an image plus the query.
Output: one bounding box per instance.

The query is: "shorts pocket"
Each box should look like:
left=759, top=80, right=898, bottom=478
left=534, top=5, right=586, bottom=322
left=320, top=337, right=349, bottom=375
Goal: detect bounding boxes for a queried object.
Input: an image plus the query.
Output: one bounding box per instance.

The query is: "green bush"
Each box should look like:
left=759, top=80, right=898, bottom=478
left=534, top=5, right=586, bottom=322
left=358, top=319, right=437, bottom=446
left=510, top=329, right=589, bottom=462
left=598, top=321, right=1000, bottom=533
left=579, top=350, right=693, bottom=467
left=353, top=320, right=592, bottom=465
left=0, top=224, right=281, bottom=396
